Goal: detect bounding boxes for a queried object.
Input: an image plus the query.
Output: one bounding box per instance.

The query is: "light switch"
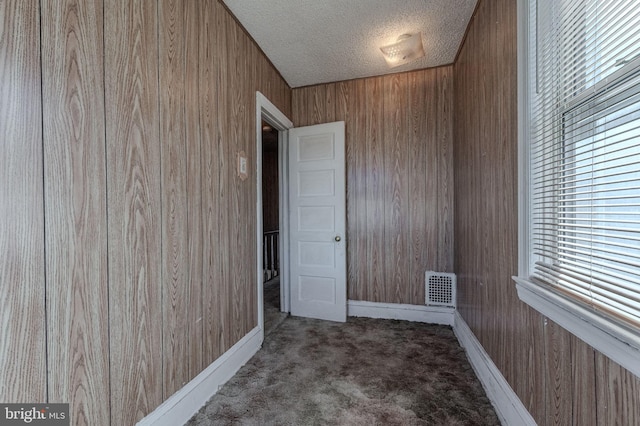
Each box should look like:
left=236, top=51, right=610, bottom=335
left=237, top=151, right=248, bottom=180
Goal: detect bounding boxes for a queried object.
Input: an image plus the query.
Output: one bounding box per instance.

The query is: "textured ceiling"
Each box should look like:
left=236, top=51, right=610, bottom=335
left=222, top=0, right=478, bottom=88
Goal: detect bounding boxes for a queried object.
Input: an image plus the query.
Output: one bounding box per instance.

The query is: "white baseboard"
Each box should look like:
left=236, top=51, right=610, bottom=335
left=137, top=307, right=535, bottom=426
left=348, top=300, right=454, bottom=326
left=136, top=326, right=262, bottom=426
left=453, top=312, right=536, bottom=426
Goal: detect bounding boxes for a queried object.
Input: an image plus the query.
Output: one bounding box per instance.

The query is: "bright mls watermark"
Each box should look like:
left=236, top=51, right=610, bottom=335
left=0, top=404, right=69, bottom=426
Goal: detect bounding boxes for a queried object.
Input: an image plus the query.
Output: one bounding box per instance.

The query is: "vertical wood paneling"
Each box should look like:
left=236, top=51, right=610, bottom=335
left=336, top=82, right=352, bottom=283
left=382, top=74, right=409, bottom=303
left=216, top=0, right=232, bottom=356
left=300, top=84, right=337, bottom=126
left=159, top=0, right=190, bottom=398
left=239, top=28, right=258, bottom=341
left=184, top=0, right=204, bottom=378
left=453, top=22, right=475, bottom=324
left=292, top=69, right=454, bottom=305
left=365, top=77, right=386, bottom=302
left=335, top=78, right=370, bottom=301
left=351, top=79, right=368, bottom=302
left=293, top=70, right=454, bottom=304
left=200, top=0, right=221, bottom=364
left=495, top=0, right=519, bottom=386
left=231, top=19, right=244, bottom=342
left=282, top=80, right=292, bottom=118
left=324, top=83, right=336, bottom=123
left=104, top=0, right=162, bottom=423
left=476, top=0, right=493, bottom=355
left=436, top=67, right=454, bottom=273
left=454, top=0, right=509, bottom=404
left=454, top=0, right=555, bottom=421
left=493, top=0, right=512, bottom=377
left=309, top=86, right=323, bottom=124
left=40, top=0, right=110, bottom=423
left=456, top=0, right=484, bottom=339
left=544, top=321, right=572, bottom=426
left=517, top=306, right=546, bottom=421
left=408, top=71, right=429, bottom=303
left=227, top=9, right=243, bottom=347
left=595, top=353, right=640, bottom=426
left=292, top=87, right=307, bottom=125
left=3, top=0, right=291, bottom=423
left=424, top=69, right=443, bottom=279
left=0, top=0, right=46, bottom=403
left=571, top=334, right=596, bottom=426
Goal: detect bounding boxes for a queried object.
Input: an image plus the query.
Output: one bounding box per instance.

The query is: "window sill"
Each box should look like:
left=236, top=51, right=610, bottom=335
left=512, top=276, right=640, bottom=378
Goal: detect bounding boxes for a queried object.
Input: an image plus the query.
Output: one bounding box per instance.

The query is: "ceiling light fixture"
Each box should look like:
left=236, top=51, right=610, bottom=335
left=380, top=33, right=425, bottom=68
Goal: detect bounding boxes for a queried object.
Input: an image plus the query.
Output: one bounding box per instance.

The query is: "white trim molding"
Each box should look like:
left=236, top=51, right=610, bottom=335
left=453, top=312, right=537, bottom=426
left=255, top=91, right=293, bottom=333
left=516, top=0, right=531, bottom=278
left=348, top=300, right=454, bottom=326
left=136, top=327, right=262, bottom=426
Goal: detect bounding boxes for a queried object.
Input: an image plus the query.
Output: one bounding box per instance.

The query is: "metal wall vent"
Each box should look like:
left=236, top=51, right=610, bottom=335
left=425, top=271, right=456, bottom=308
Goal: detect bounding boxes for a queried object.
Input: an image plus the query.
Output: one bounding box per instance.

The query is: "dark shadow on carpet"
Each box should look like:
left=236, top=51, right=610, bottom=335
left=187, top=316, right=500, bottom=425
left=263, top=276, right=287, bottom=336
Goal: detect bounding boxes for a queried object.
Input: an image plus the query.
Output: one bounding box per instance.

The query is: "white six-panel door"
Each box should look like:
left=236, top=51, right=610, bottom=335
left=289, top=122, right=346, bottom=322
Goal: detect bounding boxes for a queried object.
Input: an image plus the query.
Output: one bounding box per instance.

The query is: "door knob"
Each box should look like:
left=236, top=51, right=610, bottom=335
left=335, top=236, right=341, bottom=242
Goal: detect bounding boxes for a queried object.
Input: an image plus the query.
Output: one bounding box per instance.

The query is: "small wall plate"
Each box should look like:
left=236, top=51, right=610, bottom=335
left=237, top=150, right=248, bottom=181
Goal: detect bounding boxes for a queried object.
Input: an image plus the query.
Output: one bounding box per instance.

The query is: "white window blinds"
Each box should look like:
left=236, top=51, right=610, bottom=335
left=529, top=0, right=640, bottom=328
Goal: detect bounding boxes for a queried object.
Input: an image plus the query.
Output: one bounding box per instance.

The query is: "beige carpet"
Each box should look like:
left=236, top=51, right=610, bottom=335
left=186, top=313, right=500, bottom=425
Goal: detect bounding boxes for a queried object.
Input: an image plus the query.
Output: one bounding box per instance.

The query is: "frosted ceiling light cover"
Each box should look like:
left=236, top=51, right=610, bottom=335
left=380, top=33, right=425, bottom=67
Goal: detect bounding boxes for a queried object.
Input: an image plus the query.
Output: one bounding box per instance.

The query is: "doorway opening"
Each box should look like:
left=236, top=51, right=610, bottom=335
left=261, top=121, right=287, bottom=335
left=255, top=92, right=293, bottom=341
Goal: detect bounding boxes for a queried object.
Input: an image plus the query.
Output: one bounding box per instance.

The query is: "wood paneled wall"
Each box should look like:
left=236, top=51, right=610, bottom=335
left=292, top=68, right=454, bottom=304
left=0, top=1, right=291, bottom=424
left=41, top=0, right=110, bottom=423
left=453, top=0, right=640, bottom=424
left=0, top=0, right=46, bottom=404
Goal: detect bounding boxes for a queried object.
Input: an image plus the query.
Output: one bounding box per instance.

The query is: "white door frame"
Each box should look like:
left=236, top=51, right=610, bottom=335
left=256, top=92, right=293, bottom=340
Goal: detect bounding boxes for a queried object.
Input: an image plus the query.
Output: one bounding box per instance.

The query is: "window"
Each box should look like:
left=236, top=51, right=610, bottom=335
left=516, top=0, right=640, bottom=377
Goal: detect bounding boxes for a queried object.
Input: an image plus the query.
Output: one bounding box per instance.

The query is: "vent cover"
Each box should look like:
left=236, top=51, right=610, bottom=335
left=425, top=271, right=456, bottom=308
